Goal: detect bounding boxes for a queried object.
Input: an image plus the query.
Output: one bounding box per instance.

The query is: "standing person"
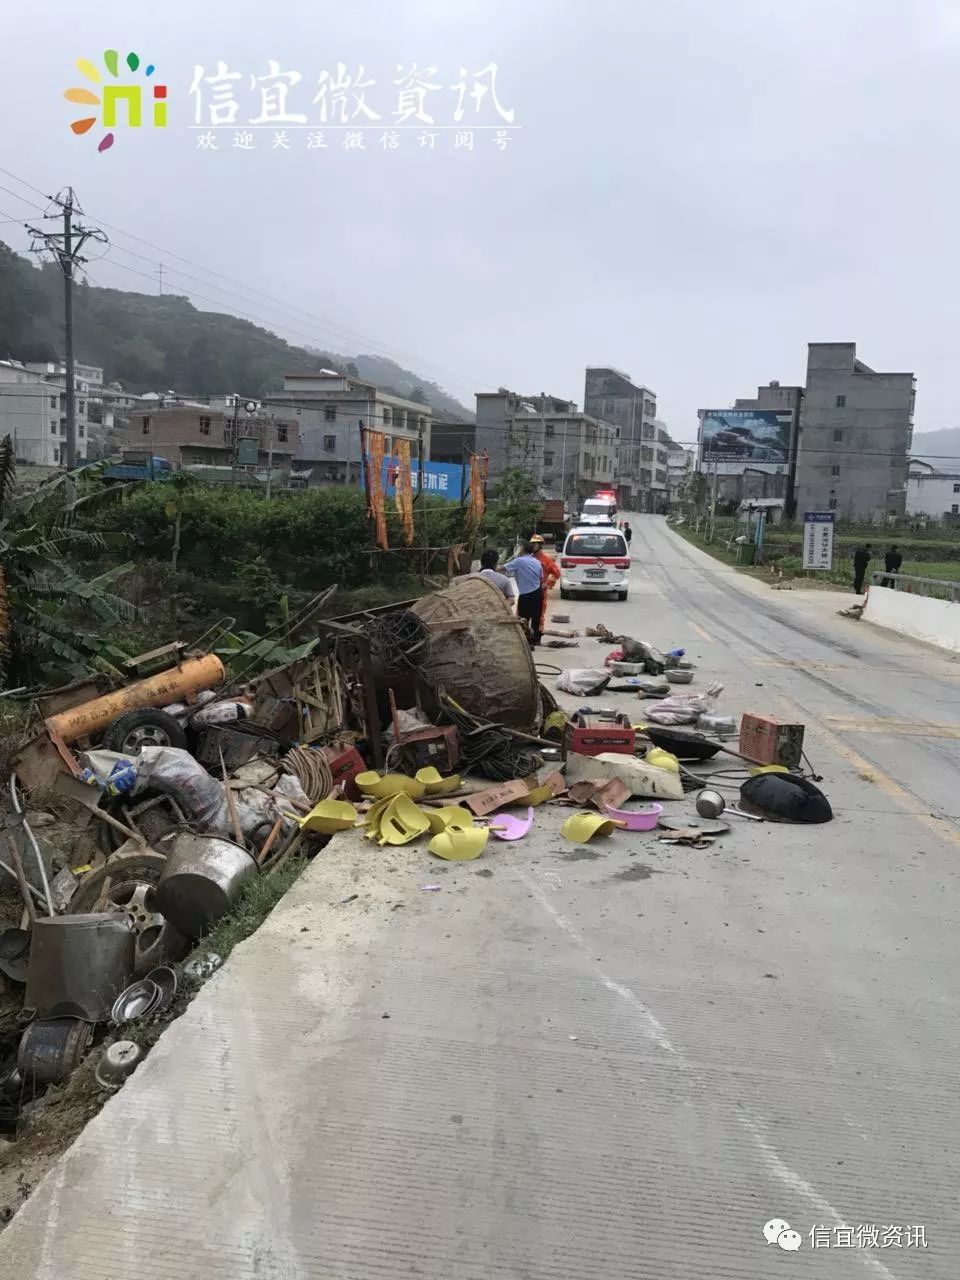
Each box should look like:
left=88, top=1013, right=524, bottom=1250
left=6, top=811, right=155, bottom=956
left=469, top=547, right=514, bottom=599
left=528, top=534, right=561, bottom=637
left=882, top=544, right=903, bottom=587
left=504, top=541, right=545, bottom=646
left=852, top=543, right=872, bottom=594
left=623, top=521, right=633, bottom=547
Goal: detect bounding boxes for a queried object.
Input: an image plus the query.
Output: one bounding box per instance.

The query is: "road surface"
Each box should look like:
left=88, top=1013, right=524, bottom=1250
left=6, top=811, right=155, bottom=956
left=2, top=515, right=958, bottom=1278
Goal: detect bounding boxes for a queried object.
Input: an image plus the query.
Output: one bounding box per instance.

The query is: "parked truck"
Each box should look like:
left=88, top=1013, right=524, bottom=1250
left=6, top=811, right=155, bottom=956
left=101, top=453, right=173, bottom=485
left=535, top=498, right=568, bottom=543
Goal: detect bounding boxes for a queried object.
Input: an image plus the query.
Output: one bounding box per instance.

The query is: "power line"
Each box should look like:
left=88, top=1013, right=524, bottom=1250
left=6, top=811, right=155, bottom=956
left=0, top=164, right=494, bottom=397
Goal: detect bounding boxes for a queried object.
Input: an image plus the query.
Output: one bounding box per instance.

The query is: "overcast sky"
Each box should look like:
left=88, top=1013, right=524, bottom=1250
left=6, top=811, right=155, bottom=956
left=1, top=0, right=958, bottom=445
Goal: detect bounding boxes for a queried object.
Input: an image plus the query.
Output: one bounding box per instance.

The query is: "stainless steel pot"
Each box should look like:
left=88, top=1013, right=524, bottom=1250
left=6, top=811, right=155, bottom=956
left=695, top=789, right=726, bottom=818
left=24, top=913, right=136, bottom=1022
left=155, top=832, right=257, bottom=939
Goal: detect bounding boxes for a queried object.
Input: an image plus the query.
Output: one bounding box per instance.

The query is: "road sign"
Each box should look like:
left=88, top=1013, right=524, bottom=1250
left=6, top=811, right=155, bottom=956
left=803, top=512, right=835, bottom=570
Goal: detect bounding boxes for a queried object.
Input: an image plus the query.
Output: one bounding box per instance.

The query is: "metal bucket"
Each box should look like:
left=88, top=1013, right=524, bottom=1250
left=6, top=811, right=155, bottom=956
left=155, top=832, right=257, bottom=940
left=24, top=914, right=136, bottom=1022
left=18, top=1017, right=92, bottom=1085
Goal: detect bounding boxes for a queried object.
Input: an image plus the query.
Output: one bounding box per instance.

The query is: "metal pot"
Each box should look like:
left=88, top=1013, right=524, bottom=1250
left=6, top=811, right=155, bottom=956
left=695, top=789, right=726, bottom=819
left=155, top=832, right=257, bottom=939
left=695, top=787, right=764, bottom=822
left=24, top=914, right=136, bottom=1022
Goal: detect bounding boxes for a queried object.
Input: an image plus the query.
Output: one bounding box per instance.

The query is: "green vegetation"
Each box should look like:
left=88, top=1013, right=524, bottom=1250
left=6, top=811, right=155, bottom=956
left=486, top=467, right=541, bottom=548
left=0, top=448, right=484, bottom=689
left=0, top=444, right=142, bottom=684
left=0, top=242, right=471, bottom=420
left=675, top=516, right=960, bottom=589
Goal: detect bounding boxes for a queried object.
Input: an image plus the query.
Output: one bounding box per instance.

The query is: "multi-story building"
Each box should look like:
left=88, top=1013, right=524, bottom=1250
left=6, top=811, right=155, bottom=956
left=583, top=367, right=662, bottom=511
left=125, top=400, right=299, bottom=472
left=474, top=389, right=618, bottom=503
left=264, top=370, right=431, bottom=485
left=666, top=445, right=695, bottom=507
left=907, top=459, right=960, bottom=520
left=0, top=360, right=89, bottom=465
left=795, top=343, right=915, bottom=519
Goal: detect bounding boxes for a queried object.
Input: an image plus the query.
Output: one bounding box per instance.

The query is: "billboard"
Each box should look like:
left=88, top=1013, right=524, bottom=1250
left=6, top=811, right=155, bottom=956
left=363, top=457, right=464, bottom=502
left=699, top=409, right=793, bottom=474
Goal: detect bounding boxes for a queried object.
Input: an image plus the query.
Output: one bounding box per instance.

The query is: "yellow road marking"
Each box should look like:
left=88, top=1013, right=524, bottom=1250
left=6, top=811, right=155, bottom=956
left=765, top=692, right=960, bottom=849
left=691, top=623, right=713, bottom=641
left=824, top=716, right=960, bottom=739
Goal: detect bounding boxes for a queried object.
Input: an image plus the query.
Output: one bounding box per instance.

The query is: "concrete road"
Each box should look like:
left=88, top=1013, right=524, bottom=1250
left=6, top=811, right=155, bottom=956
left=3, top=515, right=958, bottom=1278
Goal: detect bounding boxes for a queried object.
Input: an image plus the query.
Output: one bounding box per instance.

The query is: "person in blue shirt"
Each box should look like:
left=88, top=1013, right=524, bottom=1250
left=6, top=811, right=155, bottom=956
left=504, top=542, right=545, bottom=646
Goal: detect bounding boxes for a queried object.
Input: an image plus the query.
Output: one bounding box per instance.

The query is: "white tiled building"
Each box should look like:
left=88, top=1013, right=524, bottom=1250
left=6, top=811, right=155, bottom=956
left=0, top=360, right=89, bottom=465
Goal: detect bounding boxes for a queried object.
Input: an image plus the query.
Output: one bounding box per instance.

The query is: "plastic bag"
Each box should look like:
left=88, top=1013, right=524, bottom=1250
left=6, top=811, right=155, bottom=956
left=191, top=699, right=253, bottom=727
left=134, top=746, right=230, bottom=830
left=644, top=682, right=724, bottom=725
left=556, top=669, right=611, bottom=697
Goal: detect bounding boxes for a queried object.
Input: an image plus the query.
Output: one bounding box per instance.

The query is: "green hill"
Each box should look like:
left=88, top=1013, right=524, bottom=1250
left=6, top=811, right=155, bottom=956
left=0, top=242, right=473, bottom=421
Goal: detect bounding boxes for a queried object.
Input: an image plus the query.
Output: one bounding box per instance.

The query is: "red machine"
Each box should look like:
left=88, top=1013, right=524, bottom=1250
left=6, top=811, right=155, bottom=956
left=739, top=714, right=805, bottom=770
left=320, top=743, right=367, bottom=800
left=563, top=711, right=635, bottom=760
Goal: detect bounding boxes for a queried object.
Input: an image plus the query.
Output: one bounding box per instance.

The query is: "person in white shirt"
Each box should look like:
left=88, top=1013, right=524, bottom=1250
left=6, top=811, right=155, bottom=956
left=471, top=547, right=513, bottom=599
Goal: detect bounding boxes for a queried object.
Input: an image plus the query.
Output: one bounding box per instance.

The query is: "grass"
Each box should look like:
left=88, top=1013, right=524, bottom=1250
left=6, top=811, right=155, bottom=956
left=676, top=521, right=960, bottom=589
left=124, top=853, right=308, bottom=1051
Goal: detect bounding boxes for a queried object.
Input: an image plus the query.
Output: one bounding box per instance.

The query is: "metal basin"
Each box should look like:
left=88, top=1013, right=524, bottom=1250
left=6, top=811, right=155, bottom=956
left=24, top=914, right=136, bottom=1022
left=112, top=978, right=162, bottom=1025
left=155, top=832, right=257, bottom=939
left=95, top=1039, right=143, bottom=1091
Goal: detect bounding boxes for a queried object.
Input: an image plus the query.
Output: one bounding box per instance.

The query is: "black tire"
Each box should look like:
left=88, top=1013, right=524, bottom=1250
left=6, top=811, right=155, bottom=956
left=618, top=590, right=628, bottom=601
left=560, top=587, right=570, bottom=600
left=102, top=708, right=187, bottom=755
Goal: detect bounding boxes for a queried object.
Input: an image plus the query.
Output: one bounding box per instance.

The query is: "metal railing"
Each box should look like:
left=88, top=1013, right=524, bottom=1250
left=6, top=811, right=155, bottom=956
left=870, top=571, right=960, bottom=602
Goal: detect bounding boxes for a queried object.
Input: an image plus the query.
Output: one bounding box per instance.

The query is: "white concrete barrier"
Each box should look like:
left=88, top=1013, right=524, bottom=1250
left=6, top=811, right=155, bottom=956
left=863, top=584, right=960, bottom=653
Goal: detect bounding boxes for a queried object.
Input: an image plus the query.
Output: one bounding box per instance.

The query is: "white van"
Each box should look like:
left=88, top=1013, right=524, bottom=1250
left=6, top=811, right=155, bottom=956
left=559, top=525, right=631, bottom=600
left=579, top=496, right=618, bottom=526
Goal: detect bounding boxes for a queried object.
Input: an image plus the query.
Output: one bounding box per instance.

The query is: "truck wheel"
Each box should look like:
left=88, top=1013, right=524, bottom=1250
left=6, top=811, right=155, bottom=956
left=102, top=708, right=187, bottom=755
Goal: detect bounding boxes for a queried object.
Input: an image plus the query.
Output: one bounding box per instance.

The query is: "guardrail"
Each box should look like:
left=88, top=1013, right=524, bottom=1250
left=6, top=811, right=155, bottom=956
left=869, top=571, right=960, bottom=602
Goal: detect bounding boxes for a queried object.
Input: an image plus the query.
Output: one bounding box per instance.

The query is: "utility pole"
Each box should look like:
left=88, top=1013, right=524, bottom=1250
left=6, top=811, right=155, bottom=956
left=27, top=189, right=107, bottom=469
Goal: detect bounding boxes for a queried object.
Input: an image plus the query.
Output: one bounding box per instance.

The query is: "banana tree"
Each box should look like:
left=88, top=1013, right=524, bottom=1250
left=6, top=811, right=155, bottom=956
left=0, top=437, right=137, bottom=686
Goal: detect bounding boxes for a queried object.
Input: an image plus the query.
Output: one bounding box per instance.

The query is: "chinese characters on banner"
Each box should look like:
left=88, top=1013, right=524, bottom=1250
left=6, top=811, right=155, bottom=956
left=190, top=61, right=517, bottom=153
left=802, top=511, right=835, bottom=571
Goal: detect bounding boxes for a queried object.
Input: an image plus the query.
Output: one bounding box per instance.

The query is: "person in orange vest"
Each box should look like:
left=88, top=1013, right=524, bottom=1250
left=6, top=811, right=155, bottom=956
left=529, top=534, right=560, bottom=637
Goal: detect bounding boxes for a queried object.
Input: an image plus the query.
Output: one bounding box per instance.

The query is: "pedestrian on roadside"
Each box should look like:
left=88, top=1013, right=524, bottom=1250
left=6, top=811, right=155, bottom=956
left=504, top=541, right=545, bottom=646
left=623, top=521, right=633, bottom=546
left=882, top=544, right=903, bottom=587
left=469, top=547, right=514, bottom=599
left=528, top=534, right=561, bottom=637
left=853, top=543, right=872, bottom=594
